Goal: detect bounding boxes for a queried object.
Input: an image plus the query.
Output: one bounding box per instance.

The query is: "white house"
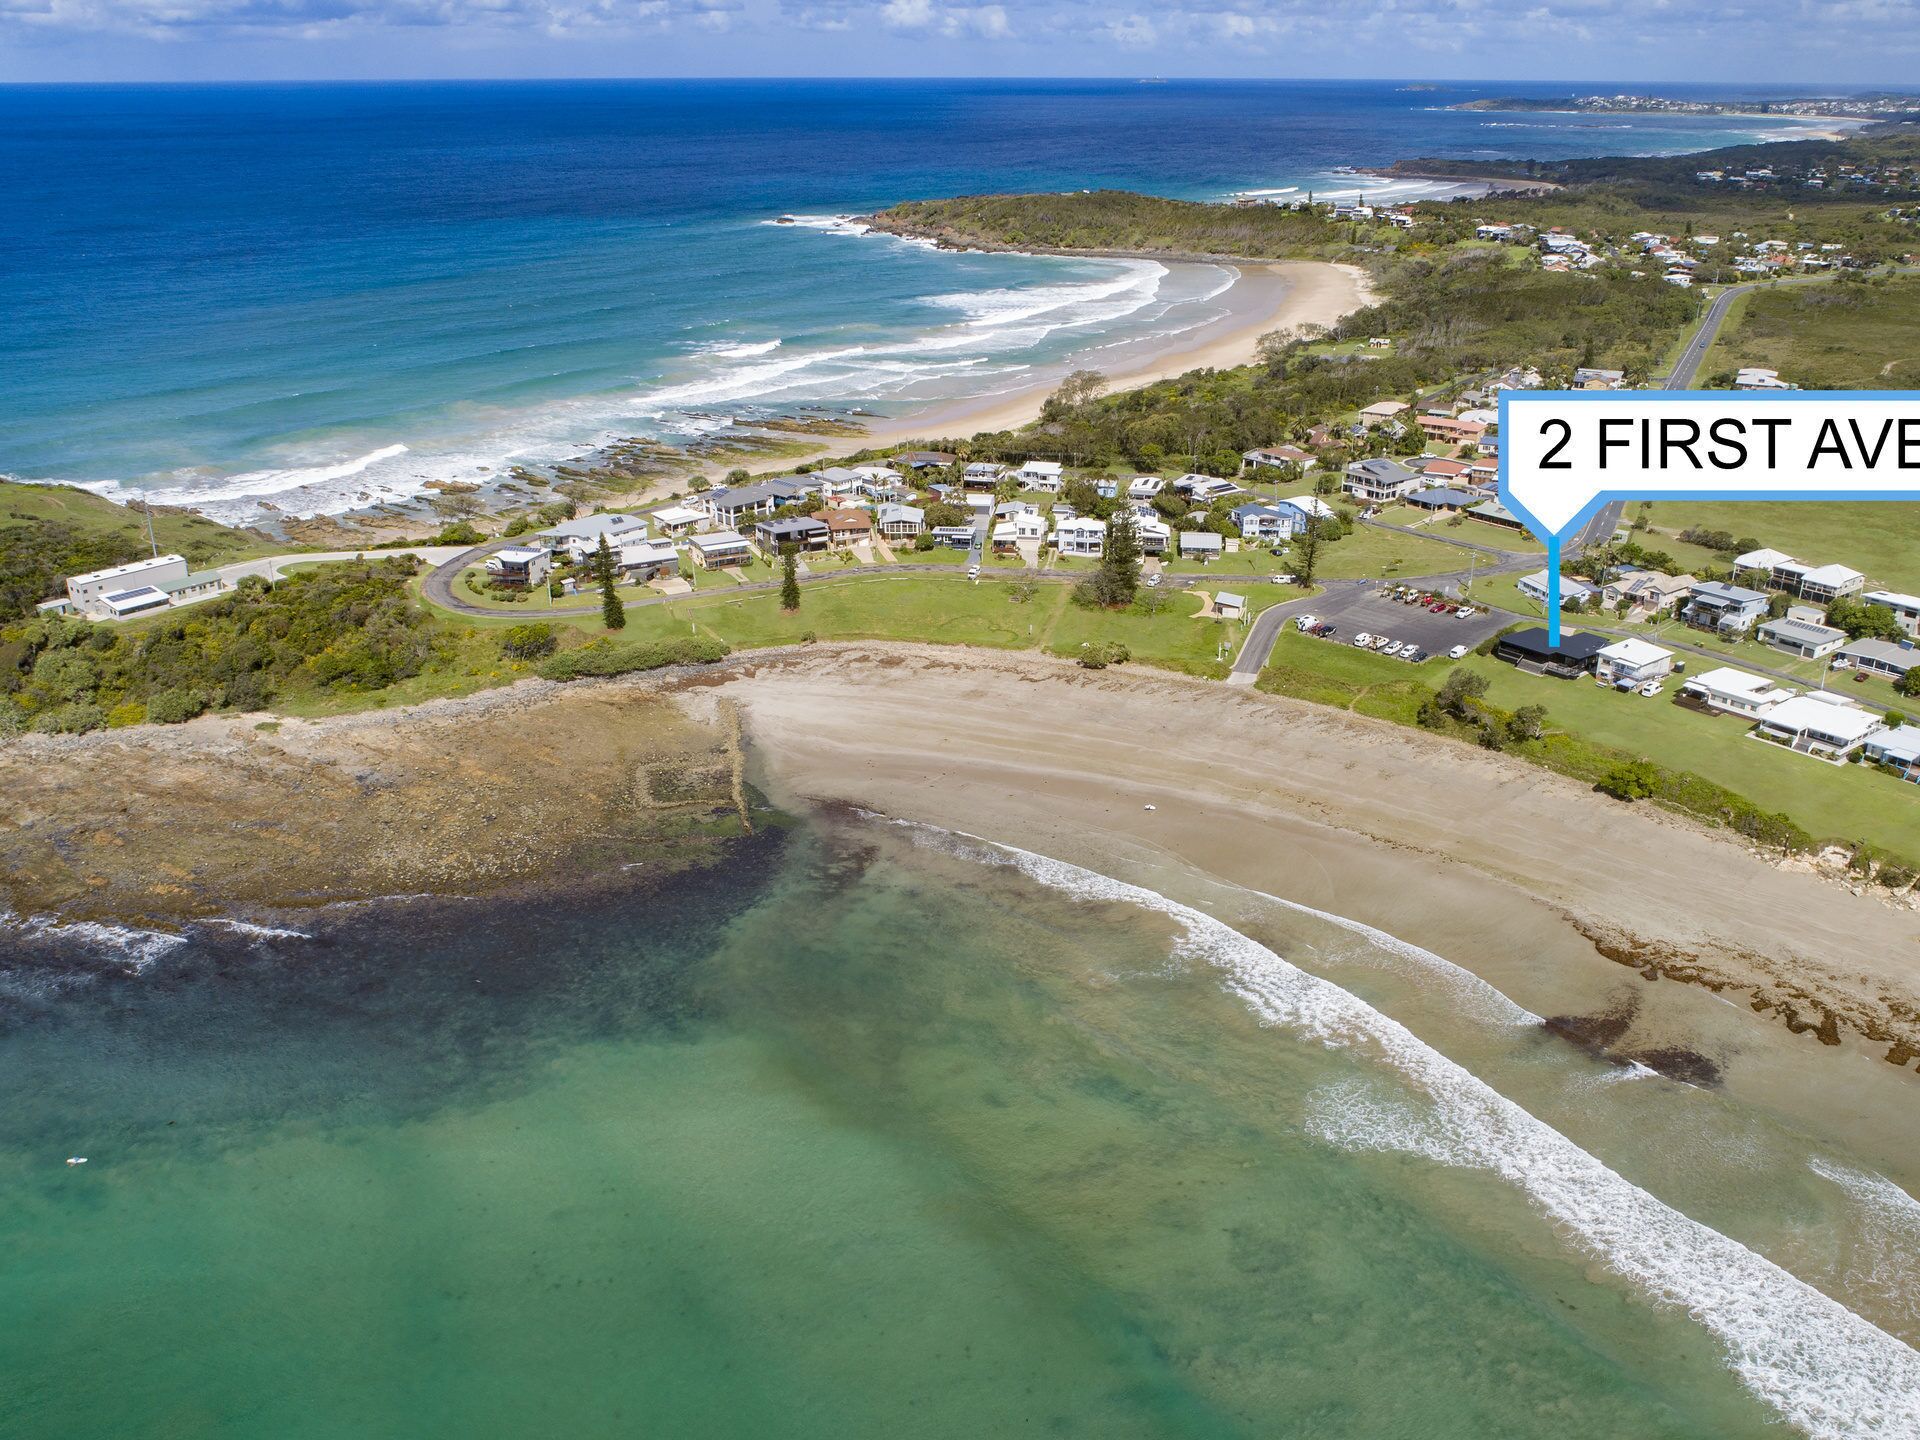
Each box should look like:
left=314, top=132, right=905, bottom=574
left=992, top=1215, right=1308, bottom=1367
left=1232, top=504, right=1297, bottom=543
left=1594, top=638, right=1675, bottom=686
left=1342, top=458, right=1419, bottom=504
left=66, top=554, right=190, bottom=619
left=1132, top=512, right=1172, bottom=556
left=1213, top=591, right=1247, bottom=621
left=1752, top=693, right=1884, bottom=760
left=1016, top=460, right=1065, bottom=491
left=687, top=530, right=753, bottom=569
left=1773, top=560, right=1865, bottom=605
left=485, top=546, right=552, bottom=589
left=539, top=513, right=651, bottom=560
left=1274, top=495, right=1336, bottom=528
left=651, top=504, right=708, bottom=537
left=615, top=538, right=682, bottom=582
left=1053, top=515, right=1106, bottom=556
left=1680, top=667, right=1796, bottom=717
left=1127, top=475, right=1165, bottom=500
left=1179, top=531, right=1224, bottom=562
left=1757, top=615, right=1849, bottom=659
left=875, top=503, right=925, bottom=539
left=1175, top=474, right=1241, bottom=504
left=1518, top=570, right=1599, bottom=609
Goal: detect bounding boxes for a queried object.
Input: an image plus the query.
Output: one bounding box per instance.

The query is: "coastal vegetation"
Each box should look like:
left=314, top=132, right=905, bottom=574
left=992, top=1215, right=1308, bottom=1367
left=867, top=191, right=1346, bottom=258
left=0, top=479, right=277, bottom=620
left=1699, top=274, right=1920, bottom=388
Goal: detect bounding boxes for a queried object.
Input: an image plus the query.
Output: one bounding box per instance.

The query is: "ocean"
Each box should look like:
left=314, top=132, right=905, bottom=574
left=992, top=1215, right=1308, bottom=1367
left=0, top=79, right=1852, bottom=525
left=5, top=804, right=1920, bottom=1438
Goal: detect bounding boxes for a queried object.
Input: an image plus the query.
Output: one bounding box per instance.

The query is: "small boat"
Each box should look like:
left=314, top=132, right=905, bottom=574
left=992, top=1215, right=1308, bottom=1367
left=66, top=1157, right=87, bottom=1166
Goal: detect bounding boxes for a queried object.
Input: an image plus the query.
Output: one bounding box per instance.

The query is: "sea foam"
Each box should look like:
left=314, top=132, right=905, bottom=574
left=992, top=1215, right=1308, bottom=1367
left=891, top=823, right=1920, bottom=1439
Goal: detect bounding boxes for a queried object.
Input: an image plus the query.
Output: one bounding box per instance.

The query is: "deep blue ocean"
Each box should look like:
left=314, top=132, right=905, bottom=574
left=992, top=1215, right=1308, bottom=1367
left=0, top=79, right=1847, bottom=522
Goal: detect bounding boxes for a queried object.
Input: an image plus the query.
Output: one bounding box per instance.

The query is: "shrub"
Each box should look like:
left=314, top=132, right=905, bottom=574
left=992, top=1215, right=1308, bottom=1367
left=30, top=701, right=107, bottom=734
left=499, top=623, right=558, bottom=661
left=1597, top=760, right=1660, bottom=801
left=535, top=635, right=730, bottom=681
left=145, top=687, right=209, bottom=725
left=433, top=521, right=484, bottom=546
left=1076, top=640, right=1131, bottom=669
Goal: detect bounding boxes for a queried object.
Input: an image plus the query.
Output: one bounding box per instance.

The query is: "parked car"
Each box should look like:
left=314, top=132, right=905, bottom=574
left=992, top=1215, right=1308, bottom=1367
left=1372, top=635, right=1393, bottom=651
left=1455, top=606, right=1476, bottom=619
left=1405, top=649, right=1429, bottom=663
left=1145, top=572, right=1161, bottom=587
left=1295, top=614, right=1319, bottom=632
left=1639, top=681, right=1663, bottom=698
left=1271, top=573, right=1297, bottom=584
left=1354, top=632, right=1374, bottom=648
left=1446, top=644, right=1470, bottom=660
left=1317, top=624, right=1338, bottom=639
left=966, top=564, right=980, bottom=579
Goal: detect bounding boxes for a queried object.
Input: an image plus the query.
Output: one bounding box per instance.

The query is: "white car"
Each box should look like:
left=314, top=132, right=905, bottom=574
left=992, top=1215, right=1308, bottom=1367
left=1295, top=614, right=1319, bottom=631
left=1639, top=680, right=1664, bottom=698
left=1145, top=572, right=1162, bottom=588
left=1372, top=635, right=1394, bottom=651
left=1353, top=632, right=1374, bottom=648
left=1446, top=644, right=1470, bottom=660
left=1382, top=642, right=1404, bottom=657
left=966, top=564, right=980, bottom=579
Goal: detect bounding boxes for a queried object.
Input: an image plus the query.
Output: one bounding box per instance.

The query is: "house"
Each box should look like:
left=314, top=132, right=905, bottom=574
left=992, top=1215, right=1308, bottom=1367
left=1683, top=580, right=1770, bottom=634
left=1053, top=516, right=1106, bottom=557
left=1595, top=638, right=1675, bottom=686
left=1863, top=590, right=1920, bottom=637
left=810, top=466, right=865, bottom=498
left=1244, top=445, right=1315, bottom=471
left=875, top=503, right=925, bottom=540
left=1735, top=367, right=1798, bottom=391
left=1416, top=457, right=1471, bottom=483
left=929, top=525, right=976, bottom=548
left=755, top=516, right=830, bottom=553
left=963, top=462, right=1003, bottom=486
left=1752, top=693, right=1884, bottom=760
left=1600, top=569, right=1695, bottom=618
left=66, top=554, right=190, bottom=619
left=484, top=546, right=552, bottom=589
left=1357, top=400, right=1408, bottom=424
left=1416, top=414, right=1487, bottom=446
left=1732, top=547, right=1795, bottom=581
left=1406, top=486, right=1480, bottom=513
left=1864, top=731, right=1920, bottom=781
left=1467, top=455, right=1499, bottom=487
left=1213, top=591, right=1247, bottom=621
left=705, top=478, right=817, bottom=528
left=1179, top=531, right=1224, bottom=562
left=536, top=513, right=651, bottom=559
left=688, top=530, right=753, bottom=569
left=1342, top=458, right=1420, bottom=504
left=1493, top=628, right=1608, bottom=678
left=1127, top=475, right=1165, bottom=500
left=1772, top=560, right=1865, bottom=605
left=1467, top=499, right=1524, bottom=531
left=1518, top=570, right=1599, bottom=609
left=817, top=508, right=874, bottom=547
left=1232, top=504, right=1298, bottom=542
left=896, top=450, right=957, bottom=471
left=1132, top=512, right=1172, bottom=556
left=993, top=512, right=1046, bottom=551
left=615, top=538, right=682, bottom=582
left=1834, top=637, right=1919, bottom=683
left=1174, top=474, right=1241, bottom=504
left=1572, top=367, right=1626, bottom=390
left=651, top=504, right=708, bottom=537
left=1014, top=460, right=1064, bottom=490
left=1679, top=667, right=1795, bottom=717
left=1274, top=495, right=1337, bottom=529
left=1758, top=615, right=1849, bottom=659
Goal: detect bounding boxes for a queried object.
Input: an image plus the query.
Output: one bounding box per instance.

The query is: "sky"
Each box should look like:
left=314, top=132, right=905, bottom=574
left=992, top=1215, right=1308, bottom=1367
left=1, top=0, right=1917, bottom=85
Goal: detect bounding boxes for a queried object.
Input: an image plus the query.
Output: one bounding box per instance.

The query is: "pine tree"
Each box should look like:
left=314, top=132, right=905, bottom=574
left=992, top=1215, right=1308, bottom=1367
left=595, top=534, right=625, bottom=631
left=780, top=546, right=801, bottom=611
left=1077, top=508, right=1141, bottom=608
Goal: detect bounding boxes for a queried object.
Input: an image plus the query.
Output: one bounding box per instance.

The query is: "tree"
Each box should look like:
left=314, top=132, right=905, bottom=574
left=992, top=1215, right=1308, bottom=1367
left=1291, top=519, right=1324, bottom=586
left=1828, top=596, right=1903, bottom=641
left=1077, top=510, right=1141, bottom=608
left=1506, top=704, right=1548, bottom=742
left=1436, top=667, right=1489, bottom=718
left=1899, top=668, right=1920, bottom=700
left=594, top=535, right=625, bottom=631
left=780, top=545, right=801, bottom=611
left=1048, top=369, right=1107, bottom=416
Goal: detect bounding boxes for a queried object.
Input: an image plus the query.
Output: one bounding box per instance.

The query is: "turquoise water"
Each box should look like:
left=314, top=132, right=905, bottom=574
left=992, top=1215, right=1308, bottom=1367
left=0, top=80, right=1852, bottom=524
left=3, top=813, right=1916, bottom=1437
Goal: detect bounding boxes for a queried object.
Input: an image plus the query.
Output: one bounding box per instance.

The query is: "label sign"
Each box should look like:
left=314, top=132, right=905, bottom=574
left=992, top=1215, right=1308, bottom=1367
left=1496, top=390, right=1920, bottom=641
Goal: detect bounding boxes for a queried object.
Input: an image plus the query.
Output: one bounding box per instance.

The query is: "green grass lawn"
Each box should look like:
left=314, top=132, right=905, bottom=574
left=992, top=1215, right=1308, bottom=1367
left=1458, top=653, right=1920, bottom=859
left=636, top=574, right=1053, bottom=652
left=1639, top=500, right=1920, bottom=595
left=1697, top=275, right=1920, bottom=389
left=0, top=479, right=283, bottom=569
left=1256, top=628, right=1440, bottom=724
left=1161, top=546, right=1295, bottom=578
left=1046, top=587, right=1286, bottom=678
left=1316, top=524, right=1484, bottom=581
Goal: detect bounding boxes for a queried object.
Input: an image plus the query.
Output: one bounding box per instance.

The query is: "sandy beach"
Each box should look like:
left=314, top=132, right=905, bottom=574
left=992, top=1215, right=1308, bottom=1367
left=708, top=645, right=1920, bottom=1181
left=697, top=259, right=1375, bottom=479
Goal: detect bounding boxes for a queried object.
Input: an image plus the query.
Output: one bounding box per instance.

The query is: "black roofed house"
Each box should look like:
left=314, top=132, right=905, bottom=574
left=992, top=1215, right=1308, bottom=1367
left=754, top=516, right=830, bottom=553
left=1492, top=627, right=1608, bottom=678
